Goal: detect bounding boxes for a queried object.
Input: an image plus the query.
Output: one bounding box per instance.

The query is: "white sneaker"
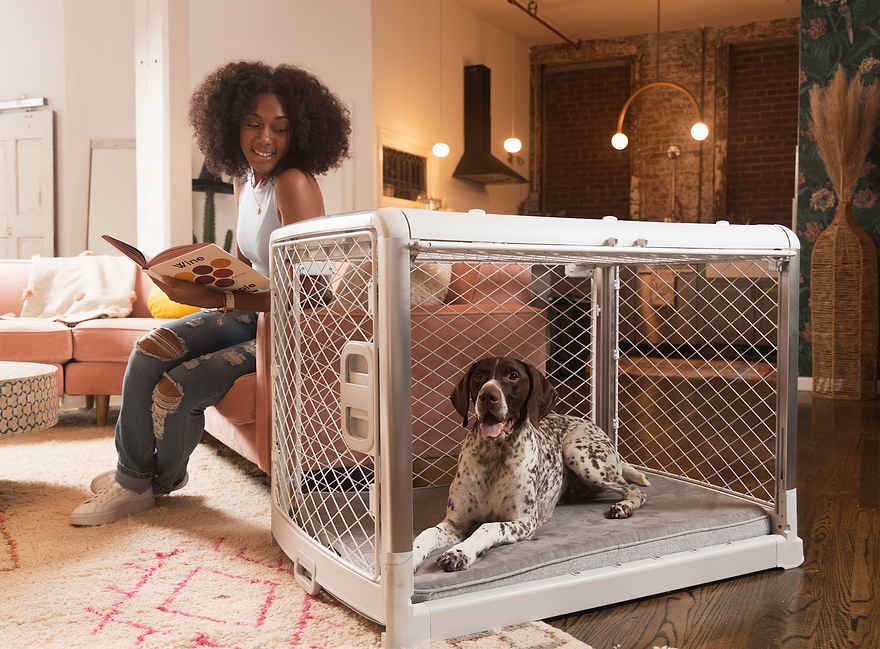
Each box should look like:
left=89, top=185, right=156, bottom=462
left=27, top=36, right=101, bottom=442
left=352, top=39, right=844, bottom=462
left=70, top=480, right=155, bottom=526
left=89, top=470, right=189, bottom=495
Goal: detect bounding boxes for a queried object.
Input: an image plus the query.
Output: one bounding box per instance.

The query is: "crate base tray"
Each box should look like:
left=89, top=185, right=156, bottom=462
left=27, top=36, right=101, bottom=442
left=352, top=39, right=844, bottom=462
left=296, top=473, right=771, bottom=603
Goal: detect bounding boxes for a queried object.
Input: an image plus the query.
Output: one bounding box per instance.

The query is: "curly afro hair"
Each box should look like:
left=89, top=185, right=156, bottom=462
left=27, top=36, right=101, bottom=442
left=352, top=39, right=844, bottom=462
left=189, top=61, right=351, bottom=180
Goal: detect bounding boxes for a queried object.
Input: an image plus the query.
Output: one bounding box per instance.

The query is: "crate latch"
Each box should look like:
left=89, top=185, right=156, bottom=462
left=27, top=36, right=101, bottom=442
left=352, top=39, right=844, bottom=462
left=294, top=554, right=321, bottom=596
left=340, top=341, right=376, bottom=455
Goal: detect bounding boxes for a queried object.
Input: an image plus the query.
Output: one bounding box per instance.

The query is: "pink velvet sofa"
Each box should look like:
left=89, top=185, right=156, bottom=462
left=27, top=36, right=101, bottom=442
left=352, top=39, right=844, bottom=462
left=0, top=258, right=269, bottom=471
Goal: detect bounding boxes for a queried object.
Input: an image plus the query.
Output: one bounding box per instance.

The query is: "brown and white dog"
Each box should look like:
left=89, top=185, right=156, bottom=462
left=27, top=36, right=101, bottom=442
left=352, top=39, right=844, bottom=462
left=412, top=357, right=650, bottom=573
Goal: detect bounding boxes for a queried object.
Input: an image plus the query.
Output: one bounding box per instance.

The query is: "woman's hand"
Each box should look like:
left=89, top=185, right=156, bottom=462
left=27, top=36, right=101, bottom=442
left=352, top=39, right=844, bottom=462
left=151, top=276, right=222, bottom=310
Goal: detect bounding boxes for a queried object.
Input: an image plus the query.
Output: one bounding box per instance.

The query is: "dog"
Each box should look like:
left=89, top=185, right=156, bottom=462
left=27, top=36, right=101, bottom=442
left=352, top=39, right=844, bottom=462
left=412, top=357, right=650, bottom=573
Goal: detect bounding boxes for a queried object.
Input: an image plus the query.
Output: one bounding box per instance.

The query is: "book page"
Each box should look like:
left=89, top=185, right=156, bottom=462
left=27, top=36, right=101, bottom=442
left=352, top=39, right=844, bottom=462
left=149, top=242, right=212, bottom=267
left=100, top=234, right=148, bottom=268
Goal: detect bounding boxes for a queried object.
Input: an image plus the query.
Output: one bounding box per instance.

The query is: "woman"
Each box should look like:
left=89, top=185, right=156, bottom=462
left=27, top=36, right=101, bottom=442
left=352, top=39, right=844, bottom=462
left=70, top=61, right=350, bottom=525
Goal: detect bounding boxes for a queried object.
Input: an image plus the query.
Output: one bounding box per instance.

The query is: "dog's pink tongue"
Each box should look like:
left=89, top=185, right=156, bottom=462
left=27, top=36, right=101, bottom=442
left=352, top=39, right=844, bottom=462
left=480, top=421, right=505, bottom=438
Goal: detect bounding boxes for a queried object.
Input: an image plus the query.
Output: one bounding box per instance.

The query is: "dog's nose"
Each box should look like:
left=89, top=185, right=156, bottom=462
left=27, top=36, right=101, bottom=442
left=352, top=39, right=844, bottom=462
left=478, top=389, right=499, bottom=404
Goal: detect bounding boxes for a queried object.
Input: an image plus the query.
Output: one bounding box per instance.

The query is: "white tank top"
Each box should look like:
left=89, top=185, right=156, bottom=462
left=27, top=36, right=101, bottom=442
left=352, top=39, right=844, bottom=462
left=236, top=173, right=280, bottom=277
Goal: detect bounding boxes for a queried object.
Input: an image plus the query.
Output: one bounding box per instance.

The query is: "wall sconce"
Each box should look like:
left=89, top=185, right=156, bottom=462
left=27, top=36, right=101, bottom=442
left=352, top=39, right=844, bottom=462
left=507, top=152, right=525, bottom=166
left=611, top=81, right=708, bottom=150
left=504, top=137, right=522, bottom=153
left=610, top=0, right=708, bottom=151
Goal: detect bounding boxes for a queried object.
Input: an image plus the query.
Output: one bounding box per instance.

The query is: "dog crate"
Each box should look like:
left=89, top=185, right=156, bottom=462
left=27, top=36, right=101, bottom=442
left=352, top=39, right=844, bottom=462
left=269, top=209, right=803, bottom=648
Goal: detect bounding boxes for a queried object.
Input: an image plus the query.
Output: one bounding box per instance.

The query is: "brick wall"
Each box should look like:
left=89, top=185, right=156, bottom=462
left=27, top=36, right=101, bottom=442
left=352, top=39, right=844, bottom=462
left=541, top=63, right=631, bottom=219
left=726, top=41, right=799, bottom=226
left=532, top=18, right=800, bottom=223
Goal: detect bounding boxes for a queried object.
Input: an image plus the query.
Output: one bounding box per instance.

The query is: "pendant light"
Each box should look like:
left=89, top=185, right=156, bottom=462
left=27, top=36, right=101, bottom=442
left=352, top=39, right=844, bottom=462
left=503, top=10, right=522, bottom=155
left=432, top=0, right=450, bottom=158
left=611, top=0, right=708, bottom=150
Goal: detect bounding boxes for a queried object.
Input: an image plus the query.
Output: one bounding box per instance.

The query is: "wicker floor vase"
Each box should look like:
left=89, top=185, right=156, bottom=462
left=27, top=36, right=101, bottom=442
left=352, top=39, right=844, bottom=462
left=811, top=201, right=879, bottom=399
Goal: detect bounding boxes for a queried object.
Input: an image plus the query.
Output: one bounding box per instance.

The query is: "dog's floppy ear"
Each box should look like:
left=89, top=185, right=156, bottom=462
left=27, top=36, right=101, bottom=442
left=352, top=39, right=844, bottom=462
left=450, top=363, right=477, bottom=428
left=525, top=363, right=558, bottom=426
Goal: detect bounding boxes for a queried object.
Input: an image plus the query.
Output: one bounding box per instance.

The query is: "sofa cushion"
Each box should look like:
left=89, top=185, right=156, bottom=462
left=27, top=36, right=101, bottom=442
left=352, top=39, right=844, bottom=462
left=213, top=372, right=257, bottom=425
left=72, top=317, right=173, bottom=362
left=0, top=260, right=31, bottom=316
left=448, top=264, right=531, bottom=305
left=0, top=319, right=73, bottom=362
left=131, top=270, right=157, bottom=318
left=64, top=361, right=125, bottom=396
left=147, top=284, right=201, bottom=319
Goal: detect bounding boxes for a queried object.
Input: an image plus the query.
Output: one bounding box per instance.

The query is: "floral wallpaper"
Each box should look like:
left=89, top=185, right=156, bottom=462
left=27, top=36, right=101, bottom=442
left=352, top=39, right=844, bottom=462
left=798, top=0, right=880, bottom=376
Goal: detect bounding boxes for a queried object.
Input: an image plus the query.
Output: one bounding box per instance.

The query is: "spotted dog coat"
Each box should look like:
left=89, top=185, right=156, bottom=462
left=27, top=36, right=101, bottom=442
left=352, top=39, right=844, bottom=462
left=412, top=357, right=650, bottom=573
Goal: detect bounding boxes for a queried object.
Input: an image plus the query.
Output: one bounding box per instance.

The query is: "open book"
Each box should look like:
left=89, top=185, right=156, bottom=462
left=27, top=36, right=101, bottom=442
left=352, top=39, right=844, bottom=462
left=101, top=235, right=269, bottom=293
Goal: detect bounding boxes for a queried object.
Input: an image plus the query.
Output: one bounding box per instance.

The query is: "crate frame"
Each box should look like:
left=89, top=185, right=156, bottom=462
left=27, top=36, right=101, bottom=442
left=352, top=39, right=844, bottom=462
left=269, top=208, right=803, bottom=648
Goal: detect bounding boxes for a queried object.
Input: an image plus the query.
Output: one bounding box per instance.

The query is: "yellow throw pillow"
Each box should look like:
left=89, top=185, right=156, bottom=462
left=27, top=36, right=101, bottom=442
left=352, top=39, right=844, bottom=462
left=147, top=284, right=202, bottom=319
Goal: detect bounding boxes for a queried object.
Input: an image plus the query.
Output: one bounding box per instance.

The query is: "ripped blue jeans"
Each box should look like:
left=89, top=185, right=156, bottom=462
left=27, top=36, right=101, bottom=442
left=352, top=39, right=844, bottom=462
left=114, top=309, right=258, bottom=494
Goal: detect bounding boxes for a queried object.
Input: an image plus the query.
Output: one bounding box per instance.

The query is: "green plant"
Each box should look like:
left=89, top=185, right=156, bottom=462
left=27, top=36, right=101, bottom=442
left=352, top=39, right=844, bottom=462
left=194, top=188, right=233, bottom=252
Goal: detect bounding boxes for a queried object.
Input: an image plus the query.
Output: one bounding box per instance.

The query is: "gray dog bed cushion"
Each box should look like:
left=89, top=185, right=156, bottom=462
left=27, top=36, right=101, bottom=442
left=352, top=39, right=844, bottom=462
left=410, top=474, right=770, bottom=603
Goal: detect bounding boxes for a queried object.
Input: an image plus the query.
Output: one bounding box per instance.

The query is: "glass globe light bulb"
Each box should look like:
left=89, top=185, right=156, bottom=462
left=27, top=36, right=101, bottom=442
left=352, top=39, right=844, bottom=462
left=611, top=132, right=629, bottom=150
left=503, top=137, right=522, bottom=153
left=432, top=142, right=450, bottom=158
left=690, top=122, right=709, bottom=141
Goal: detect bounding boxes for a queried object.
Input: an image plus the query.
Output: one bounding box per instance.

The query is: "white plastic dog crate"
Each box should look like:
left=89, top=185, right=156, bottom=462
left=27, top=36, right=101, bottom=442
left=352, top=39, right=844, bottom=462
left=269, top=208, right=803, bottom=648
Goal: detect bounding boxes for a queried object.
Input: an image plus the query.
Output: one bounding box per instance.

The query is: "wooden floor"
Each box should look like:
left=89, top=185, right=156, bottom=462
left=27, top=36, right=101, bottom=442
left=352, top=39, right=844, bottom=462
left=548, top=392, right=880, bottom=649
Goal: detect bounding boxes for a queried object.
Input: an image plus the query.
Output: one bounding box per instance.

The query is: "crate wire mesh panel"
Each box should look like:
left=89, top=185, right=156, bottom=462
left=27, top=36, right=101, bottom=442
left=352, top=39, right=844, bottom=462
left=269, top=209, right=803, bottom=648
left=272, top=232, right=380, bottom=578
left=617, top=261, right=780, bottom=506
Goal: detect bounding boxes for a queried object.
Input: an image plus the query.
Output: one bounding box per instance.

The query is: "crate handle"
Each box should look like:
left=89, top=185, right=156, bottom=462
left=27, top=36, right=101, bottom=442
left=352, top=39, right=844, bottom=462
left=339, top=341, right=376, bottom=455
left=294, top=554, right=321, bottom=596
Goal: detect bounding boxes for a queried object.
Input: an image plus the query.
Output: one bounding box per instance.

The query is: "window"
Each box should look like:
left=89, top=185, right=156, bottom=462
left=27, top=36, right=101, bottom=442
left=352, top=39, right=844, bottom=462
left=382, top=147, right=427, bottom=201
left=377, top=127, right=438, bottom=209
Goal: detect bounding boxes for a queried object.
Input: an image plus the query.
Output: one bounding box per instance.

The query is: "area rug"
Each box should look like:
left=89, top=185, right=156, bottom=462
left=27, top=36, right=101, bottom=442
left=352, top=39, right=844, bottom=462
left=0, top=410, right=592, bottom=649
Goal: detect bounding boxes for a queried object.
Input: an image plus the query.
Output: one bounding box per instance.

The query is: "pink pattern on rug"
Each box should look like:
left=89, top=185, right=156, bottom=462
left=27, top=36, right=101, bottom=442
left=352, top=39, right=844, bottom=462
left=211, top=536, right=293, bottom=575
left=84, top=539, right=350, bottom=649
left=0, top=511, right=20, bottom=571
left=86, top=548, right=180, bottom=644
left=191, top=632, right=245, bottom=648
left=289, top=594, right=342, bottom=649
left=158, top=566, right=279, bottom=627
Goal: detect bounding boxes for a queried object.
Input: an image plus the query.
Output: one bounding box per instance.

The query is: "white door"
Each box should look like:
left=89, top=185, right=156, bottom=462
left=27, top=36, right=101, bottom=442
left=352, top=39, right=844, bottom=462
left=0, top=111, right=55, bottom=258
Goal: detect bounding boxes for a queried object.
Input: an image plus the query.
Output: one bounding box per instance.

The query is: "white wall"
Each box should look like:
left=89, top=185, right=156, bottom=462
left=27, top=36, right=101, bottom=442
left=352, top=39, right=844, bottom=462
left=0, top=1, right=66, bottom=253
left=372, top=0, right=531, bottom=214
left=63, top=0, right=136, bottom=256
left=1, top=0, right=135, bottom=257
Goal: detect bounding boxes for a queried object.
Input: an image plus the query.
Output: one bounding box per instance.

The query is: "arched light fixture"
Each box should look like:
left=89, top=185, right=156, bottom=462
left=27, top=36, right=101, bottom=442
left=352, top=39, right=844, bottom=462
left=433, top=0, right=449, bottom=158
left=612, top=81, right=708, bottom=150
left=611, top=0, right=708, bottom=150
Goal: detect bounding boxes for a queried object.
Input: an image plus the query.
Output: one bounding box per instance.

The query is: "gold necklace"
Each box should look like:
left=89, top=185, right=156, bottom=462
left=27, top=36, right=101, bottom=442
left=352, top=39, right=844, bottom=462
left=251, top=177, right=267, bottom=216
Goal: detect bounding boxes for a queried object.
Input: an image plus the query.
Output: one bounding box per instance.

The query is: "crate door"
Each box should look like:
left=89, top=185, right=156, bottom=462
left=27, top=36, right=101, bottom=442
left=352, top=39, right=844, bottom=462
left=272, top=232, right=380, bottom=579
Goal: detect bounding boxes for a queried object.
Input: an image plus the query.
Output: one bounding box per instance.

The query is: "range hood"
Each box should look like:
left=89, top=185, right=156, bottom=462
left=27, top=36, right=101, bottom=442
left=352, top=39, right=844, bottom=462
left=453, top=65, right=527, bottom=185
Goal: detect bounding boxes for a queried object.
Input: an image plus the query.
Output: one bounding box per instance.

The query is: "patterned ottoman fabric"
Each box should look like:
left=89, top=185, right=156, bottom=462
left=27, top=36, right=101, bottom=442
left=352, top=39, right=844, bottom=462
left=0, top=362, right=59, bottom=438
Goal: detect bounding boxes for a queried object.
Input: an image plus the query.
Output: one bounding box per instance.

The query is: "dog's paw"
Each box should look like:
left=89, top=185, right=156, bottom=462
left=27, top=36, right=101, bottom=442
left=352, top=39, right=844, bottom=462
left=437, top=548, right=472, bottom=572
left=609, top=502, right=633, bottom=519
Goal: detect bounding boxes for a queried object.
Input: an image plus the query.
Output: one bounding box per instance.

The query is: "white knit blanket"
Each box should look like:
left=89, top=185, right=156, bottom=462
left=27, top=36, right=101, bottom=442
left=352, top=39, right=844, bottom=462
left=17, top=255, right=137, bottom=325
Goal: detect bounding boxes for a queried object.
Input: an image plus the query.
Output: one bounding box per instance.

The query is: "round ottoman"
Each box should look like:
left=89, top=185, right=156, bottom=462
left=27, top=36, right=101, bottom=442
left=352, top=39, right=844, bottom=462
left=0, top=361, right=59, bottom=439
